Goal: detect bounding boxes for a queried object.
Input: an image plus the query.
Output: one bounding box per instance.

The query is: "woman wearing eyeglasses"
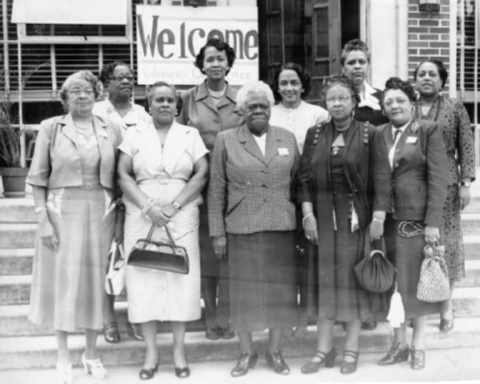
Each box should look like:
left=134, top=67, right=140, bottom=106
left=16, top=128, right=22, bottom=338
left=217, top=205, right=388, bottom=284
left=94, top=61, right=150, bottom=344
left=297, top=75, right=390, bottom=375
left=27, top=71, right=123, bottom=384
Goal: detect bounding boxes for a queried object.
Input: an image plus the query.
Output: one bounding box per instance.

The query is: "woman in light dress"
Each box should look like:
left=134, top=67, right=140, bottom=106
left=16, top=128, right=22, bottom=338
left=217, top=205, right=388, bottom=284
left=117, top=81, right=208, bottom=380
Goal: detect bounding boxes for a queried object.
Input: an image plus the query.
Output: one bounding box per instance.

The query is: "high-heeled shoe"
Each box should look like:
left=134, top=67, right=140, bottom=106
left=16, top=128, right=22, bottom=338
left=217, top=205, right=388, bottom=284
left=56, top=362, right=73, bottom=384
left=340, top=350, right=359, bottom=374
left=139, top=361, right=159, bottom=381
left=231, top=352, right=258, bottom=377
left=301, top=348, right=336, bottom=374
left=440, top=309, right=455, bottom=332
left=265, top=350, right=290, bottom=375
left=172, top=353, right=190, bottom=378
left=410, top=347, right=425, bottom=370
left=378, top=343, right=409, bottom=366
left=127, top=322, right=144, bottom=341
left=103, top=322, right=120, bottom=344
left=81, top=352, right=108, bottom=379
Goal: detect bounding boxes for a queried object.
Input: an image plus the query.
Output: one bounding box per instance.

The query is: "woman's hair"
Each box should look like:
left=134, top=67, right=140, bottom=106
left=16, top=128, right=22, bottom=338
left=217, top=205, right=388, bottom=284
left=322, top=74, right=361, bottom=104
left=383, top=77, right=417, bottom=103
left=146, top=81, right=183, bottom=115
left=236, top=81, right=275, bottom=110
left=59, top=70, right=101, bottom=107
left=271, top=63, right=311, bottom=101
left=98, top=61, right=133, bottom=86
left=194, top=38, right=236, bottom=75
left=413, top=59, right=448, bottom=88
left=340, top=38, right=371, bottom=66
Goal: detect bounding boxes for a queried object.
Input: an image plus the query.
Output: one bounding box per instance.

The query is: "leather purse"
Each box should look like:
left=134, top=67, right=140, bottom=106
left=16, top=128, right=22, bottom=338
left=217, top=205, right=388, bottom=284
left=417, top=242, right=450, bottom=303
left=105, top=240, right=126, bottom=295
left=128, top=225, right=189, bottom=275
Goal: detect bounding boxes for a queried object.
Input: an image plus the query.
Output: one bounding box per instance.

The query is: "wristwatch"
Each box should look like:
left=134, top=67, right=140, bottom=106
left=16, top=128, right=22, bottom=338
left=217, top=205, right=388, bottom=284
left=172, top=201, right=182, bottom=210
left=460, top=181, right=471, bottom=187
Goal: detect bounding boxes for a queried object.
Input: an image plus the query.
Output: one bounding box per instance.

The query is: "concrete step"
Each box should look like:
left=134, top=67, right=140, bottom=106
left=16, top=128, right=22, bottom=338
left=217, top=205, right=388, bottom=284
left=456, top=260, right=480, bottom=287
left=460, top=213, right=480, bottom=236
left=0, top=224, right=37, bottom=249
left=462, top=195, right=480, bottom=213
left=464, top=237, right=480, bottom=259
left=1, top=317, right=480, bottom=370
left=0, top=198, right=35, bottom=223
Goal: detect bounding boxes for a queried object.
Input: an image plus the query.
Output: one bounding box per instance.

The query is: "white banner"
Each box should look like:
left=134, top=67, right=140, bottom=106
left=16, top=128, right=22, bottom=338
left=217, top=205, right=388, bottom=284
left=136, top=5, right=258, bottom=85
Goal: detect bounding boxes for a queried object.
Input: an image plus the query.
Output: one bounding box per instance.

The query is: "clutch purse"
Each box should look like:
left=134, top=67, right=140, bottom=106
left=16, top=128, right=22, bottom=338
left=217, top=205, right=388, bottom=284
left=105, top=240, right=126, bottom=295
left=417, top=242, right=450, bottom=303
left=128, top=225, right=189, bottom=275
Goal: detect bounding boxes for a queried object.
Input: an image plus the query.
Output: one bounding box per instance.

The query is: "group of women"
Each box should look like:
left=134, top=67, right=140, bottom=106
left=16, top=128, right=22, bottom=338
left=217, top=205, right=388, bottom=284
left=26, top=36, right=475, bottom=383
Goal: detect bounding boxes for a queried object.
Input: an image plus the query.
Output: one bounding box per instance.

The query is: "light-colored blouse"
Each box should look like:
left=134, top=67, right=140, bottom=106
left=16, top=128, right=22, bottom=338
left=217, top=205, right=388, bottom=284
left=269, top=100, right=329, bottom=154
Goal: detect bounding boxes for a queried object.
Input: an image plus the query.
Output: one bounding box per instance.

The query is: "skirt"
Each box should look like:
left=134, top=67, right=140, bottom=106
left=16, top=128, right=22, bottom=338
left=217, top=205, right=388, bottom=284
left=384, top=216, right=442, bottom=318
left=28, top=187, right=115, bottom=332
left=226, top=231, right=298, bottom=332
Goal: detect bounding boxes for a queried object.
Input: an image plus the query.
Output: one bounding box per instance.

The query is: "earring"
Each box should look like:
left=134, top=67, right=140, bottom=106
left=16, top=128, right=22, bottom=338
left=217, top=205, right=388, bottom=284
left=382, top=110, right=387, bottom=116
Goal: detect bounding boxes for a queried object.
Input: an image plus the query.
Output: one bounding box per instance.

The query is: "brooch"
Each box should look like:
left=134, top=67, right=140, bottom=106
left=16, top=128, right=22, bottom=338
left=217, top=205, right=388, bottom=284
left=411, top=121, right=420, bottom=134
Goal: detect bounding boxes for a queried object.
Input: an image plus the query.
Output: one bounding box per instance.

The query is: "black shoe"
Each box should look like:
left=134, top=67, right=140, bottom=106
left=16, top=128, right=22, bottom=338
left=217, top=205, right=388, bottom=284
left=139, top=362, right=159, bottom=380
left=340, top=350, right=359, bottom=374
left=440, top=310, right=455, bottom=332
left=301, top=348, right=336, bottom=374
left=103, top=322, right=120, bottom=344
left=219, top=327, right=235, bottom=340
left=205, top=327, right=220, bottom=340
left=127, top=322, right=144, bottom=341
left=361, top=321, right=377, bottom=330
left=410, top=347, right=425, bottom=370
left=231, top=352, right=258, bottom=377
left=379, top=343, right=409, bottom=366
left=265, top=350, right=290, bottom=375
left=172, top=353, right=190, bottom=378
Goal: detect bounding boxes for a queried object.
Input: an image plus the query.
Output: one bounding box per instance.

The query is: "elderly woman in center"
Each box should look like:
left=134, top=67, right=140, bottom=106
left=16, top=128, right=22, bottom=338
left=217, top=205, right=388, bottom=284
left=27, top=70, right=122, bottom=384
left=117, top=81, right=208, bottom=380
left=208, top=81, right=299, bottom=377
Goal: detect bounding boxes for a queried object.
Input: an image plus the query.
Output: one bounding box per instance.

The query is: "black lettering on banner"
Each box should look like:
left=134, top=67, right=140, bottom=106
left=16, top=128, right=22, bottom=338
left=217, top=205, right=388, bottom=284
left=245, top=30, right=258, bottom=60
left=158, top=29, right=175, bottom=58
left=137, top=15, right=159, bottom=57
left=225, top=30, right=244, bottom=59
left=188, top=28, right=206, bottom=57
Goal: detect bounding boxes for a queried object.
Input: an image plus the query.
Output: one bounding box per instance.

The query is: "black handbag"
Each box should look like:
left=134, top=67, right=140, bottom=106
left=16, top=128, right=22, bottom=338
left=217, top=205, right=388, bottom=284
left=354, top=237, right=396, bottom=293
left=127, top=225, right=189, bottom=275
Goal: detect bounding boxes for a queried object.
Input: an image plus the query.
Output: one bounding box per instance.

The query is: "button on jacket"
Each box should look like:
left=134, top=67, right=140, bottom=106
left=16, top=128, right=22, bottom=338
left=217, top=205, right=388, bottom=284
left=27, top=114, right=122, bottom=190
left=208, top=124, right=300, bottom=237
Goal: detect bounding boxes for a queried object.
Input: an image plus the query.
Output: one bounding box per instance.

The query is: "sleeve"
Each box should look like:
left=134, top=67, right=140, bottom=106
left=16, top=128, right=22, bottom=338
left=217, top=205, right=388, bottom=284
left=208, top=133, right=228, bottom=237
left=190, top=129, right=209, bottom=163
left=117, top=129, right=137, bottom=158
left=425, top=122, right=449, bottom=227
left=370, top=127, right=392, bottom=213
left=290, top=136, right=301, bottom=204
left=454, top=98, right=476, bottom=182
left=296, top=127, right=316, bottom=203
left=26, top=119, right=53, bottom=187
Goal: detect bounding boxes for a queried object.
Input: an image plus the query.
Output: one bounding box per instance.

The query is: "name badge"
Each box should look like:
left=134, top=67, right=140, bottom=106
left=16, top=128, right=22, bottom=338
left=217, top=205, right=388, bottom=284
left=278, top=148, right=289, bottom=156
left=407, top=136, right=417, bottom=144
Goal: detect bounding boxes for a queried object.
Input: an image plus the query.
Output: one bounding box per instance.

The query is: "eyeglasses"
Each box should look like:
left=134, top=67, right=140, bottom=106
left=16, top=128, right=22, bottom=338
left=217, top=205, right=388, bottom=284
left=69, top=88, right=94, bottom=96
left=326, top=96, right=351, bottom=103
left=109, top=75, right=134, bottom=82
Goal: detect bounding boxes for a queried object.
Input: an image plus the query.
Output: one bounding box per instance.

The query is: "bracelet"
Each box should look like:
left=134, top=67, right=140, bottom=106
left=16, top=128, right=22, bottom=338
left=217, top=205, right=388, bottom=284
left=373, top=218, right=384, bottom=222
left=34, top=206, right=47, bottom=214
left=302, top=213, right=314, bottom=226
left=141, top=199, right=155, bottom=216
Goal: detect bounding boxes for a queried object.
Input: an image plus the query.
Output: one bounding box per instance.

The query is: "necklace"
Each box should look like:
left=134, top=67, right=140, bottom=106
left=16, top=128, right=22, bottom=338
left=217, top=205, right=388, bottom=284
left=208, top=85, right=226, bottom=99
left=74, top=120, right=93, bottom=130
left=335, top=125, right=349, bottom=132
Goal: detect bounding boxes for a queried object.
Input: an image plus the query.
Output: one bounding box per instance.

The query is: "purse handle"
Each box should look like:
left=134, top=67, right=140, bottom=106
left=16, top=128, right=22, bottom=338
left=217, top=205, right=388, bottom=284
left=143, top=224, right=176, bottom=249
left=109, top=241, right=124, bottom=271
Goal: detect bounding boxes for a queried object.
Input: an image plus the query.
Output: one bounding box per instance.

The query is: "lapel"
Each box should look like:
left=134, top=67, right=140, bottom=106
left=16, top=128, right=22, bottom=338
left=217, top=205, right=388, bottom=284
left=382, top=122, right=394, bottom=152
left=238, top=124, right=266, bottom=164
left=392, top=119, right=417, bottom=166
left=61, top=114, right=78, bottom=145
left=92, top=115, right=110, bottom=158
left=162, top=121, right=192, bottom=176
left=196, top=81, right=220, bottom=116
left=264, top=125, right=282, bottom=165
left=215, top=83, right=237, bottom=110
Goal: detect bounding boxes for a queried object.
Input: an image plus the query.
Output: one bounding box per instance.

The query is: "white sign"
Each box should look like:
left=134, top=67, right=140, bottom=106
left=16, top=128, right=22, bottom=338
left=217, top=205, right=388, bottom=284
left=136, top=5, right=259, bottom=85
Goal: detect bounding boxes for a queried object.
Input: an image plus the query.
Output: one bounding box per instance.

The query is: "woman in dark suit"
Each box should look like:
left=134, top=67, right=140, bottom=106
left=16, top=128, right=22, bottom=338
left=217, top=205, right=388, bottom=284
left=297, top=75, right=390, bottom=375
left=374, top=77, right=448, bottom=370
left=208, top=81, right=299, bottom=377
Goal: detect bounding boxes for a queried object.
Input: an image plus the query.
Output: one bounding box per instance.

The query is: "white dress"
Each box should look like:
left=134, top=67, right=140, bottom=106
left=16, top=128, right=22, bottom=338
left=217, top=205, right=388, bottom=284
left=119, top=120, right=209, bottom=322
left=269, top=100, right=329, bottom=154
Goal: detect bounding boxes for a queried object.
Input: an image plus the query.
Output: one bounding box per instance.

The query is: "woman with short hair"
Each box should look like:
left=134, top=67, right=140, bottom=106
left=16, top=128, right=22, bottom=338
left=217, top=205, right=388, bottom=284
left=209, top=81, right=299, bottom=377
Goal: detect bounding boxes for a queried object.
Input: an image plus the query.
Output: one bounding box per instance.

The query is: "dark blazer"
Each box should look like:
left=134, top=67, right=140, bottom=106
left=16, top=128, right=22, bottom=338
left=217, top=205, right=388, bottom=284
left=355, top=88, right=389, bottom=127
left=376, top=119, right=448, bottom=227
left=208, top=124, right=299, bottom=237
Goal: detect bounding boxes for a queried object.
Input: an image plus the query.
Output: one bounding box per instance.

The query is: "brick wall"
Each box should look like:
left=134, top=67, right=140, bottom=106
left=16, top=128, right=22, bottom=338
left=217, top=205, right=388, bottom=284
left=408, top=0, right=450, bottom=90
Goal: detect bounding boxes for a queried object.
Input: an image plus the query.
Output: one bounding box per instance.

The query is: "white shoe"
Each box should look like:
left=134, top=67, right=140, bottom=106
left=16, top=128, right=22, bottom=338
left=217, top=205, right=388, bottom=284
left=56, top=362, right=73, bottom=384
left=81, top=353, right=108, bottom=379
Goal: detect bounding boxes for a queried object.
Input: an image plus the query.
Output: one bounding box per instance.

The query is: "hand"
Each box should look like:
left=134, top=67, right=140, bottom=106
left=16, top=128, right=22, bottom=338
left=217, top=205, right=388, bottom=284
left=212, top=235, right=227, bottom=260
left=459, top=186, right=471, bottom=211
left=424, top=225, right=440, bottom=243
left=146, top=205, right=171, bottom=227
left=370, top=219, right=384, bottom=240
left=162, top=203, right=179, bottom=220
left=37, top=211, right=59, bottom=251
left=303, top=215, right=318, bottom=245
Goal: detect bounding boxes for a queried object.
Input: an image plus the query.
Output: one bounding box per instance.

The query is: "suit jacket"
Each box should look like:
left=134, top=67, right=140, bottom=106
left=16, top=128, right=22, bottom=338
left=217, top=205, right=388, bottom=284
left=27, top=114, right=122, bottom=191
left=208, top=124, right=299, bottom=236
left=176, top=81, right=244, bottom=152
left=376, top=119, right=448, bottom=227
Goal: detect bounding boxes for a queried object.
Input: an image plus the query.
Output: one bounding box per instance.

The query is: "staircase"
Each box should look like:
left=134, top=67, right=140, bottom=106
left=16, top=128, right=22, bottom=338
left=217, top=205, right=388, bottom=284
left=1, top=191, right=480, bottom=371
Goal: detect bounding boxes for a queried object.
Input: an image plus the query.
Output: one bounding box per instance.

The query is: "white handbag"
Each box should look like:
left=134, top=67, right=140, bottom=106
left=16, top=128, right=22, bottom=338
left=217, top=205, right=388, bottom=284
left=105, top=240, right=126, bottom=295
